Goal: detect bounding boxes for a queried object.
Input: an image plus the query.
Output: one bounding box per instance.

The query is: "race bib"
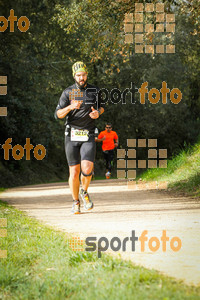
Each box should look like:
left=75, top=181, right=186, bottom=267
left=71, top=128, right=89, bottom=141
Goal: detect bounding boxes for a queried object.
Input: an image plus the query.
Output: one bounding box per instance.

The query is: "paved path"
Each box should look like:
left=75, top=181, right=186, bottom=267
left=1, top=180, right=200, bottom=286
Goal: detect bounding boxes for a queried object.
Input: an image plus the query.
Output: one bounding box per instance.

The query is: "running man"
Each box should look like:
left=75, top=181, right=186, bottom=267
left=55, top=61, right=104, bottom=214
left=96, top=123, right=118, bottom=179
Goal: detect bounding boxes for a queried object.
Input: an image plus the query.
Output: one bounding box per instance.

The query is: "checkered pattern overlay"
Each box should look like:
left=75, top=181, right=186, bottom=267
left=0, top=76, right=7, bottom=117
left=0, top=218, right=7, bottom=258
left=124, top=3, right=175, bottom=53
left=117, top=139, right=167, bottom=179
left=69, top=89, right=83, bottom=101
left=68, top=237, right=84, bottom=252
left=127, top=180, right=168, bottom=190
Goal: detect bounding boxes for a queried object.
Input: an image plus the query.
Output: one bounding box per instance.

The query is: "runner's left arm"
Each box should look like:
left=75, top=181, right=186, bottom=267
left=114, top=138, right=119, bottom=147
left=89, top=106, right=104, bottom=119
left=89, top=87, right=104, bottom=119
left=114, top=132, right=119, bottom=147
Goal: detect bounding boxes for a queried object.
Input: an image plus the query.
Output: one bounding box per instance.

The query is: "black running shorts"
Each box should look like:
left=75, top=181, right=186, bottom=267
left=64, top=135, right=96, bottom=166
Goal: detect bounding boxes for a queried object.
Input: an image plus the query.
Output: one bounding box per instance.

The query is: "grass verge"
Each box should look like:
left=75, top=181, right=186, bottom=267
left=0, top=200, right=200, bottom=299
left=140, top=139, right=200, bottom=197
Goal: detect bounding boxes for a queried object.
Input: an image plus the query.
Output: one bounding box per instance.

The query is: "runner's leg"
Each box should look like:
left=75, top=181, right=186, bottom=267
left=107, top=150, right=114, bottom=173
left=103, top=151, right=109, bottom=172
left=65, top=136, right=81, bottom=201
left=80, top=137, right=95, bottom=190
left=69, top=164, right=80, bottom=200
left=81, top=160, right=94, bottom=191
left=79, top=138, right=95, bottom=210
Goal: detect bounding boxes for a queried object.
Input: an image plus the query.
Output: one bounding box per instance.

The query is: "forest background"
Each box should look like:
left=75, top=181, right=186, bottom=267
left=0, top=0, right=199, bottom=187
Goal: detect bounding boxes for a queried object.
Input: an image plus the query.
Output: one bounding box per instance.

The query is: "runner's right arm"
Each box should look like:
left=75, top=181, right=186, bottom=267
left=55, top=89, right=81, bottom=119
left=56, top=101, right=81, bottom=119
left=95, top=136, right=106, bottom=142
left=95, top=132, right=106, bottom=142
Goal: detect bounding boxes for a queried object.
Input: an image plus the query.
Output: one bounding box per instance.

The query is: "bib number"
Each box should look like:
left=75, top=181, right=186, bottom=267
left=71, top=128, right=89, bottom=141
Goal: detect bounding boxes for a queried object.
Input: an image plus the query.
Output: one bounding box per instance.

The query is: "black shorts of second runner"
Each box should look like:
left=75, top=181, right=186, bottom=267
left=65, top=135, right=96, bottom=166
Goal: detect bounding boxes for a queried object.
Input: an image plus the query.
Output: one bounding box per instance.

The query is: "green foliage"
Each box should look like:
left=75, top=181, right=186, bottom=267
left=141, top=138, right=200, bottom=197
left=0, top=0, right=199, bottom=187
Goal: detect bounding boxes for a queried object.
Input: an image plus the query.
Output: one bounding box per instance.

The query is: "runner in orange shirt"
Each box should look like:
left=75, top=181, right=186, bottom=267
left=96, top=123, right=118, bottom=179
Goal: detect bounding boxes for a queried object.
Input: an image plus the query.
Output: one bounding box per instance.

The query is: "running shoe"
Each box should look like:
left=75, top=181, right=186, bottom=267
left=80, top=188, right=93, bottom=210
left=105, top=171, right=111, bottom=179
left=71, top=200, right=81, bottom=214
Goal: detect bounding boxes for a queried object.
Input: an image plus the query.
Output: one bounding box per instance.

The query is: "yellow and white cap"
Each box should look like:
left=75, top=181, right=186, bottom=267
left=72, top=61, right=88, bottom=77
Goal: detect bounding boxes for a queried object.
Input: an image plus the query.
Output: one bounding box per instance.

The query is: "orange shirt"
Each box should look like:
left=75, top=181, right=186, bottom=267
left=98, top=130, right=118, bottom=151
